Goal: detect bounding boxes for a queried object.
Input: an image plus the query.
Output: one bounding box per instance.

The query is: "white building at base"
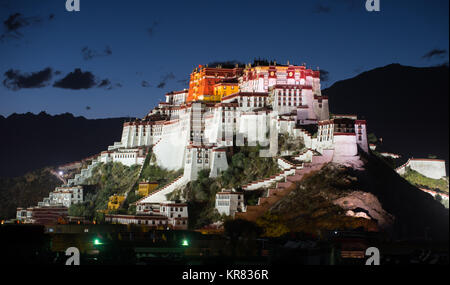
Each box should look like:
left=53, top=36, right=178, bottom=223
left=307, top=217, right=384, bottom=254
left=215, top=189, right=245, bottom=217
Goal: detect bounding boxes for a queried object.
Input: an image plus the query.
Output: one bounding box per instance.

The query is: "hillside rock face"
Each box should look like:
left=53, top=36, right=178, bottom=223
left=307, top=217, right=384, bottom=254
left=269, top=162, right=380, bottom=234
left=0, top=168, right=61, bottom=219
left=333, top=191, right=395, bottom=229
left=269, top=156, right=449, bottom=240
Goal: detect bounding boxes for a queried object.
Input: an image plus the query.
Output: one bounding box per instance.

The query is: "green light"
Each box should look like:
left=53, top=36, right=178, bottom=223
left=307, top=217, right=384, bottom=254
left=182, top=239, right=189, bottom=247
left=94, top=238, right=103, bottom=245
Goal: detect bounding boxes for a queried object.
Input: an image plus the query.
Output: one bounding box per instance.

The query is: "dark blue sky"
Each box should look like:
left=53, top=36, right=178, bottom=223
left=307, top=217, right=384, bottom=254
left=0, top=0, right=448, bottom=119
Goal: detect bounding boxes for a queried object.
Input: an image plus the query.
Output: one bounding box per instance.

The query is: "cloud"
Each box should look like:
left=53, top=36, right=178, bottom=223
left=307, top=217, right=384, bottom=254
left=141, top=80, right=151, bottom=88
left=54, top=69, right=121, bottom=90
left=3, top=13, right=37, bottom=32
left=422, top=49, right=447, bottom=60
left=97, top=79, right=112, bottom=89
left=97, top=79, right=122, bottom=90
left=81, top=46, right=112, bottom=60
left=3, top=67, right=52, bottom=90
left=0, top=12, right=53, bottom=42
left=313, top=3, right=331, bottom=13
left=53, top=68, right=97, bottom=90
left=156, top=72, right=175, bottom=89
left=147, top=21, right=159, bottom=37
left=319, top=69, right=330, bottom=82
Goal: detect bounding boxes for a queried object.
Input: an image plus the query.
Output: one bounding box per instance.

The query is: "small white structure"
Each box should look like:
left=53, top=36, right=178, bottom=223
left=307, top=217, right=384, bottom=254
left=160, top=202, right=189, bottom=219
left=215, top=189, right=245, bottom=217
left=317, top=117, right=369, bottom=157
left=99, top=147, right=146, bottom=167
left=38, top=185, right=84, bottom=208
left=109, top=201, right=189, bottom=229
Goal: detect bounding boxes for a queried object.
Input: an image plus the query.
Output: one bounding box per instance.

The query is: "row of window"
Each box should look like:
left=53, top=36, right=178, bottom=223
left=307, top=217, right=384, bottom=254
left=114, top=154, right=135, bottom=159
left=276, top=90, right=301, bottom=96
left=162, top=207, right=186, bottom=212
left=239, top=102, right=266, bottom=107
left=318, top=135, right=363, bottom=142
left=217, top=195, right=241, bottom=200
left=216, top=201, right=230, bottom=206
left=277, top=102, right=300, bottom=106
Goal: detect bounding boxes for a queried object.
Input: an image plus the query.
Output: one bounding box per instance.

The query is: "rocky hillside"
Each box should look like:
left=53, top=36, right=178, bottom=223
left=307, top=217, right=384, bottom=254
left=0, top=168, right=61, bottom=219
left=269, top=153, right=449, bottom=241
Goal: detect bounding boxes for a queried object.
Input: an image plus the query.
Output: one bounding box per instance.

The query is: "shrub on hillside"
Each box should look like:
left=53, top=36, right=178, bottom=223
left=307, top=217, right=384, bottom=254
left=403, top=168, right=448, bottom=193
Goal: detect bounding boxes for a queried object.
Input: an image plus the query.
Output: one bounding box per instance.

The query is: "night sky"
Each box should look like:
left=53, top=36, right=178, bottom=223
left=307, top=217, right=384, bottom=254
left=0, top=0, right=448, bottom=119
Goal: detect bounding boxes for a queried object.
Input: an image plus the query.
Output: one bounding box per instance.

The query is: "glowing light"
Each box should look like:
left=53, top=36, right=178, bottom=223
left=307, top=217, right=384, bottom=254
left=182, top=239, right=189, bottom=247
left=58, top=171, right=63, bottom=176
left=94, top=238, right=103, bottom=245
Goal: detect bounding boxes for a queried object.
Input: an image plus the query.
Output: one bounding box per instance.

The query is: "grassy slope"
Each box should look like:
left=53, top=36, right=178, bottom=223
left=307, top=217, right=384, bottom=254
left=68, top=152, right=185, bottom=218
left=68, top=162, right=141, bottom=219
left=402, top=169, right=449, bottom=193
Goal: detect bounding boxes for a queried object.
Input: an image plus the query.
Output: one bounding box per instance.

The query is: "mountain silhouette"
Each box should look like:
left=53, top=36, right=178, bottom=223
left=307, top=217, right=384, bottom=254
left=0, top=112, right=128, bottom=177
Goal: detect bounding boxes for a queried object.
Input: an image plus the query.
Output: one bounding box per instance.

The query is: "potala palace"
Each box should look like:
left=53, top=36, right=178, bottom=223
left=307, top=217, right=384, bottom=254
left=107, top=62, right=370, bottom=225
left=16, top=61, right=448, bottom=228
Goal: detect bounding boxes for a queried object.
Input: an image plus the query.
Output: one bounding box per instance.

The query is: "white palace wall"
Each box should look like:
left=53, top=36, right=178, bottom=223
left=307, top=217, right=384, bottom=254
left=333, top=134, right=358, bottom=157
left=153, top=119, right=190, bottom=171
left=397, top=159, right=447, bottom=180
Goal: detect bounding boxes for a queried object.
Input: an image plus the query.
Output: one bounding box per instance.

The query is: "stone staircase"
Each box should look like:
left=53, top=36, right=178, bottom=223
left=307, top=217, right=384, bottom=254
left=235, top=162, right=325, bottom=222
left=67, top=155, right=101, bottom=186
left=242, top=168, right=296, bottom=190
left=242, top=154, right=309, bottom=191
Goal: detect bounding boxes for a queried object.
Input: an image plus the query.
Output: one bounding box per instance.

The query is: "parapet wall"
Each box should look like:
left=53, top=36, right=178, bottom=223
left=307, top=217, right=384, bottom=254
left=396, top=158, right=447, bottom=180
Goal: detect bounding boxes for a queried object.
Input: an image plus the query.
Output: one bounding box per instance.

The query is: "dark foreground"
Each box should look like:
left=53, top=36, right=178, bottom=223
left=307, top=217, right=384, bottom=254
left=0, top=224, right=448, bottom=265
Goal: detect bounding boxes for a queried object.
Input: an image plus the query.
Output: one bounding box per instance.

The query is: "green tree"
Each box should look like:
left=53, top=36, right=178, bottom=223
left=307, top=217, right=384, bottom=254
left=256, top=212, right=290, bottom=237
left=367, top=133, right=377, bottom=144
